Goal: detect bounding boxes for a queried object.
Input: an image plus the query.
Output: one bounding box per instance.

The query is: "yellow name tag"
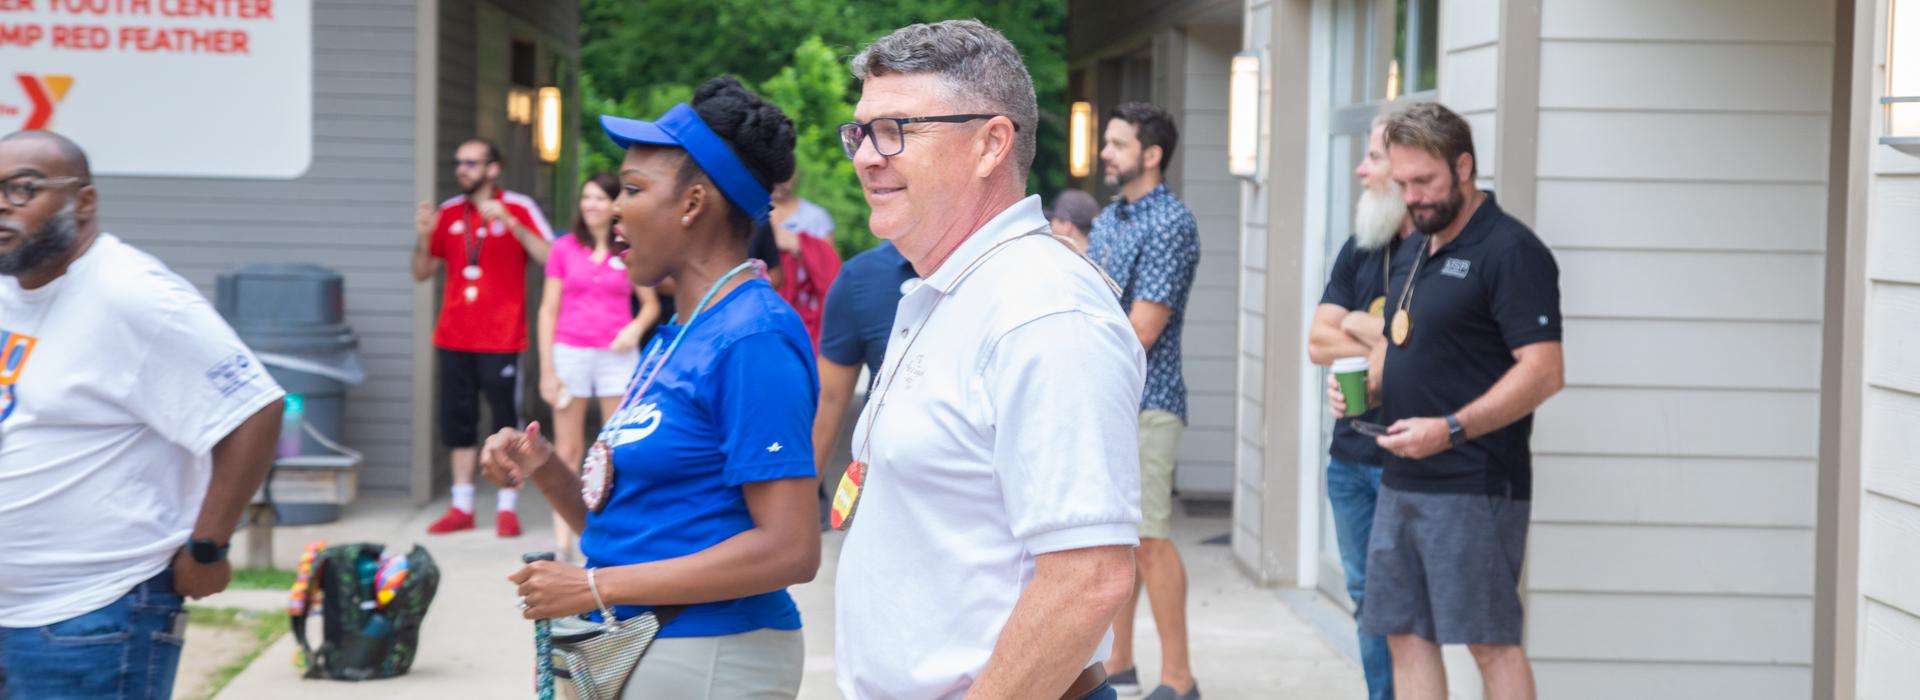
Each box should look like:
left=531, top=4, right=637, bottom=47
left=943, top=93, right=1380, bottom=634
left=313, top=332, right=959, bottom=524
left=830, top=461, right=865, bottom=531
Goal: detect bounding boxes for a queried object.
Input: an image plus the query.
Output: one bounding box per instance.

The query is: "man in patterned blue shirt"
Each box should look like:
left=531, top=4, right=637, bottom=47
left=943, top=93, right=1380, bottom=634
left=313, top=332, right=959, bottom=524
left=1087, top=101, right=1202, bottom=700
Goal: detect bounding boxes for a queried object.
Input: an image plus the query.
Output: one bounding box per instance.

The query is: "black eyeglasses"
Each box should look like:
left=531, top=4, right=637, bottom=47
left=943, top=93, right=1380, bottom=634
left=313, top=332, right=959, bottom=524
left=0, top=175, right=87, bottom=208
left=838, top=114, right=1020, bottom=159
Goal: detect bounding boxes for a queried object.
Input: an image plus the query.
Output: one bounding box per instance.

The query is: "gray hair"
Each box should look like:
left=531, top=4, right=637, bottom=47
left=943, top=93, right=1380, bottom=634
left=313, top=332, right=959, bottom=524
left=851, top=19, right=1038, bottom=178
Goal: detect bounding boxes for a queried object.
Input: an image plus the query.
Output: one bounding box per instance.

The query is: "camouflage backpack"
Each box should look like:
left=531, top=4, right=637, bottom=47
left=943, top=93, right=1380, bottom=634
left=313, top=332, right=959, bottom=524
left=288, top=542, right=440, bottom=681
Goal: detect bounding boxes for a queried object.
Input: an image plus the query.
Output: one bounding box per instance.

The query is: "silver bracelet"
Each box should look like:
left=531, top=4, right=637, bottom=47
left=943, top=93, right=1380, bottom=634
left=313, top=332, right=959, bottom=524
left=587, top=567, right=611, bottom=616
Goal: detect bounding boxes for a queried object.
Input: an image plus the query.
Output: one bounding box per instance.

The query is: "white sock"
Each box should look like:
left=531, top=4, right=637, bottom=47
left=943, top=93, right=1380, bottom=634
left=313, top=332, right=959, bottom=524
left=497, top=487, right=519, bottom=513
left=451, top=484, right=475, bottom=513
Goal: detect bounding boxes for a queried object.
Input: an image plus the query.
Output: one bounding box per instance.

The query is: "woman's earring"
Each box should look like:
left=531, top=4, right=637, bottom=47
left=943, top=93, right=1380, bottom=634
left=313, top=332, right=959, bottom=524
left=680, top=216, right=690, bottom=225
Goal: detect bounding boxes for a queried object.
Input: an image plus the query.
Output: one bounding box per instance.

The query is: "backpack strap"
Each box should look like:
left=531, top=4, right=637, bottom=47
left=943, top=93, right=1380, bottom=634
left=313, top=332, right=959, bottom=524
left=288, top=552, right=330, bottom=679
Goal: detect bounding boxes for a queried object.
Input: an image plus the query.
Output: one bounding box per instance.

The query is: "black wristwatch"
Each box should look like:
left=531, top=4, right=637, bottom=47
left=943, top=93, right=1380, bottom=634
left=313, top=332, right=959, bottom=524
left=184, top=538, right=229, bottom=565
left=1445, top=414, right=1467, bottom=448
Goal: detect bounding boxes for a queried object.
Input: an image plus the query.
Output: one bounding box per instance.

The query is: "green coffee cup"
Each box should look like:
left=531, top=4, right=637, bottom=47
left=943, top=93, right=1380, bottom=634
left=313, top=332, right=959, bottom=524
left=1332, top=357, right=1369, bottom=417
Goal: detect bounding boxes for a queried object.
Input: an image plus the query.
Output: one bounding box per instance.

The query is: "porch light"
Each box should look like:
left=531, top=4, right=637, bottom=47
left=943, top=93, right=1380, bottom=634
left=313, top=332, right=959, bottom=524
left=507, top=87, right=534, bottom=126
left=1888, top=0, right=1920, bottom=146
left=1070, top=101, right=1094, bottom=178
left=537, top=87, right=563, bottom=163
left=1228, top=52, right=1261, bottom=177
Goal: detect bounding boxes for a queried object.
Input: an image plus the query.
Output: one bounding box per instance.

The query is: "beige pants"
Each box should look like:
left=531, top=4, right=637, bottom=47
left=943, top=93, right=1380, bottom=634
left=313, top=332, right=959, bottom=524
left=618, top=627, right=803, bottom=699
left=1137, top=410, right=1184, bottom=539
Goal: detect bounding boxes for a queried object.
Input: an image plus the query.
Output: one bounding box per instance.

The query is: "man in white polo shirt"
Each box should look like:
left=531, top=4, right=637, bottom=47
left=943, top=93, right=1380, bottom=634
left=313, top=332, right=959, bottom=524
left=831, top=20, right=1148, bottom=700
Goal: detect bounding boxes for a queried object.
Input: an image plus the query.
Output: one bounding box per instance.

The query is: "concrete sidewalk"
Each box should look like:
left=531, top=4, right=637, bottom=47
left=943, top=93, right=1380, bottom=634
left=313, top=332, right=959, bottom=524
left=208, top=493, right=1363, bottom=698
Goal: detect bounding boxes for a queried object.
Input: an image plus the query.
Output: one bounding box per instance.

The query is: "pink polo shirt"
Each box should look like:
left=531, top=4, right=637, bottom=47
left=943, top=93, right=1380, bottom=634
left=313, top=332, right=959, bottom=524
left=546, top=235, right=636, bottom=348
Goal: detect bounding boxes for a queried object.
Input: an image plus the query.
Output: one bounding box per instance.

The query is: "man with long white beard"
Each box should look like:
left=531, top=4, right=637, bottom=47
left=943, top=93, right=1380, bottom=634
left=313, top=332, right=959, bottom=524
left=1305, top=114, right=1416, bottom=700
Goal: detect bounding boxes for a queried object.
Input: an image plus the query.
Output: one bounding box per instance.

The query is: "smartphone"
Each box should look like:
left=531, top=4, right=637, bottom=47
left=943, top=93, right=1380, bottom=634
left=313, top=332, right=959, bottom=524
left=1351, top=420, right=1390, bottom=437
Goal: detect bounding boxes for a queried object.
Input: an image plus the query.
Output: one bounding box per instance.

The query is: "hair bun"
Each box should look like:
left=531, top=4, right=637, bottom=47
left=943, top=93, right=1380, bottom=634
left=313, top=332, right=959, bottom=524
left=691, top=76, right=797, bottom=190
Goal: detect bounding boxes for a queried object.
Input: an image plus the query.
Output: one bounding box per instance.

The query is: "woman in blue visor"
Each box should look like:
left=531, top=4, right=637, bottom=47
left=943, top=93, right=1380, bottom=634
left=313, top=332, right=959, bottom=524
left=484, top=76, right=819, bottom=698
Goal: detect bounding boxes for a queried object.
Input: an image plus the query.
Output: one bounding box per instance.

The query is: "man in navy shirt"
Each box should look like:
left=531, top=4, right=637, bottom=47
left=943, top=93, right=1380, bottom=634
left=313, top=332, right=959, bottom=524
left=1331, top=102, right=1564, bottom=700
left=811, top=241, right=918, bottom=497
left=1088, top=101, right=1202, bottom=700
left=1307, top=113, right=1415, bottom=700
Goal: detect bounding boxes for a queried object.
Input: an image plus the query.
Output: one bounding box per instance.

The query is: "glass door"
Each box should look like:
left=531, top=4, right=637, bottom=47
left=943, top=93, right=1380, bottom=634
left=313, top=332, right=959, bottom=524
left=1314, top=0, right=1440, bottom=611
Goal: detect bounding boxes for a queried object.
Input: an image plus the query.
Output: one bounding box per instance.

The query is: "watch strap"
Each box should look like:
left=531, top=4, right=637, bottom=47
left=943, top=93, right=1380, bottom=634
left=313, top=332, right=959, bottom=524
left=1445, top=414, right=1467, bottom=447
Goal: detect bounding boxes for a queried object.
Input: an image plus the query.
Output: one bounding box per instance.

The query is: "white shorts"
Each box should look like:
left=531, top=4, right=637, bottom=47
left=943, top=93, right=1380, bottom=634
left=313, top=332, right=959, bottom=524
left=550, top=343, right=639, bottom=398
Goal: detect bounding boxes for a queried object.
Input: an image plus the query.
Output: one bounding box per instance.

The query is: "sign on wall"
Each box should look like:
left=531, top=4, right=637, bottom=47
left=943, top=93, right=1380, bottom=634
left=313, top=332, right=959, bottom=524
left=0, top=0, right=312, bottom=178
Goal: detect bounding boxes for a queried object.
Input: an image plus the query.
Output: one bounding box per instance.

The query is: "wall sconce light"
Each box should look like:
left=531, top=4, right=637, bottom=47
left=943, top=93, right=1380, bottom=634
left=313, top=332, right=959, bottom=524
left=1070, top=101, right=1094, bottom=178
left=1228, top=51, right=1261, bottom=178
left=1886, top=0, right=1920, bottom=147
left=537, top=86, right=563, bottom=163
left=507, top=87, right=534, bottom=126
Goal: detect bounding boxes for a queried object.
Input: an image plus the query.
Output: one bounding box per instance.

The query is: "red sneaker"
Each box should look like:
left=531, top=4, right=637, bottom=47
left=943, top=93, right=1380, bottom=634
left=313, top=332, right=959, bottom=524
left=426, top=507, right=475, bottom=534
left=496, top=511, right=522, bottom=538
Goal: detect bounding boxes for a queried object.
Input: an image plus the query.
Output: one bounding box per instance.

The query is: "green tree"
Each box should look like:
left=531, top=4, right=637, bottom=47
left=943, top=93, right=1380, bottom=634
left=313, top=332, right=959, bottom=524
left=577, top=0, right=1067, bottom=257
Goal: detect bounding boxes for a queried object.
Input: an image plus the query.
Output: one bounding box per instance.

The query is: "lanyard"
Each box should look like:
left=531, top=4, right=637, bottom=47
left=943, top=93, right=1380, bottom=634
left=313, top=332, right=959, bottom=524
left=595, top=259, right=761, bottom=442
left=464, top=202, right=486, bottom=269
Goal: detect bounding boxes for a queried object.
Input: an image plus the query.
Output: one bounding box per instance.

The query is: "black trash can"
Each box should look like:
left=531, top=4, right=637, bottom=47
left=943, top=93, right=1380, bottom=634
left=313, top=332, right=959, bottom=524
left=217, top=264, right=365, bottom=525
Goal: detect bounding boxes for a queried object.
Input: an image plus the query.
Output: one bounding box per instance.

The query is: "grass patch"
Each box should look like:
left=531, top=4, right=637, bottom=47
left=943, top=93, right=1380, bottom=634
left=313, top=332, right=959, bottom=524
left=229, top=567, right=296, bottom=591
left=184, top=605, right=288, bottom=700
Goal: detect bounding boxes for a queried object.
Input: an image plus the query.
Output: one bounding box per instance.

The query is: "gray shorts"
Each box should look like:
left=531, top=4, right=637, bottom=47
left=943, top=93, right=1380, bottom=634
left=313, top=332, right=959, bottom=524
left=1357, top=485, right=1530, bottom=645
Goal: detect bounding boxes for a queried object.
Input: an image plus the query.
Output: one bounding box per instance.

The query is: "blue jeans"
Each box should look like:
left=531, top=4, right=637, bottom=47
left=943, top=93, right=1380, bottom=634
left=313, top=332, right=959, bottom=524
left=1328, top=458, right=1393, bottom=700
left=0, top=569, right=185, bottom=700
left=1076, top=681, right=1117, bottom=700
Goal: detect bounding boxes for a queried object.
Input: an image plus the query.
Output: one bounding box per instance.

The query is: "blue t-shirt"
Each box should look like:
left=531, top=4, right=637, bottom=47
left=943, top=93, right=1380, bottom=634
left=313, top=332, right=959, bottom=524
left=818, top=241, right=919, bottom=376
left=580, top=279, right=820, bottom=638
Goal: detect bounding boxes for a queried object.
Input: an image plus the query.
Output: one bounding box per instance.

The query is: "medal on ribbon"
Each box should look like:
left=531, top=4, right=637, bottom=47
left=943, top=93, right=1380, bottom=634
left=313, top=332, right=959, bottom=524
left=581, top=441, right=614, bottom=513
left=830, top=461, right=865, bottom=530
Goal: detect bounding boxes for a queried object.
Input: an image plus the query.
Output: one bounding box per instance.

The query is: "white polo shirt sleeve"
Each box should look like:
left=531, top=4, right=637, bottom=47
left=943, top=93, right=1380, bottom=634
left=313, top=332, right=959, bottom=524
left=984, top=307, right=1147, bottom=555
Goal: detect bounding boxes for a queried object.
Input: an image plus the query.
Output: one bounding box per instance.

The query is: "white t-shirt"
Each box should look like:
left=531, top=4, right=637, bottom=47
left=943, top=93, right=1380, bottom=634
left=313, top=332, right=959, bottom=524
left=0, top=234, right=284, bottom=627
left=835, top=196, right=1147, bottom=699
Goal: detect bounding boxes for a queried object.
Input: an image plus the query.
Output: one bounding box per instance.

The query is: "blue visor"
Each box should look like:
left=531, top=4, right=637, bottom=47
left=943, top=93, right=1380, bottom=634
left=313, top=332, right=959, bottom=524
left=601, top=104, right=772, bottom=223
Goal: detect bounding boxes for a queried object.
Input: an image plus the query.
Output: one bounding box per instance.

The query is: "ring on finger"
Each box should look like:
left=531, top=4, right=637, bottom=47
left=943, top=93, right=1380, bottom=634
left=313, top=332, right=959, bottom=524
left=515, top=595, right=528, bottom=610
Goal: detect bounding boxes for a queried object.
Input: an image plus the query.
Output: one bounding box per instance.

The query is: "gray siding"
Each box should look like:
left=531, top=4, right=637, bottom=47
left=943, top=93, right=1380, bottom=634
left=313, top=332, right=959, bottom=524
left=96, top=0, right=421, bottom=493
left=1525, top=0, right=1831, bottom=697
left=1168, top=22, right=1243, bottom=497
left=1233, top=0, right=1273, bottom=577
left=1858, top=0, right=1920, bottom=688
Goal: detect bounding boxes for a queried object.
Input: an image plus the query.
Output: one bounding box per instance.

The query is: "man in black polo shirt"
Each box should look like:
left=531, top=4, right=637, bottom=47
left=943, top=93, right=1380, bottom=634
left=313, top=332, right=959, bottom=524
left=1307, top=113, right=1415, bottom=700
left=1329, top=102, right=1563, bottom=700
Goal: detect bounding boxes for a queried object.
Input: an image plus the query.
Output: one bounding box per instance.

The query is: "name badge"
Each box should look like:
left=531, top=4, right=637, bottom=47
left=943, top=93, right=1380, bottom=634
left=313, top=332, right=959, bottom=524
left=830, top=461, right=865, bottom=530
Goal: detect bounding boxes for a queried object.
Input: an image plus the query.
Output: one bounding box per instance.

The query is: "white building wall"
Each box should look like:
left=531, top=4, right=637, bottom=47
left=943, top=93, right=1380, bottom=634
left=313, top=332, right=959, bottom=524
left=1233, top=0, right=1277, bottom=573
left=1857, top=1, right=1920, bottom=696
left=1524, top=1, right=1832, bottom=697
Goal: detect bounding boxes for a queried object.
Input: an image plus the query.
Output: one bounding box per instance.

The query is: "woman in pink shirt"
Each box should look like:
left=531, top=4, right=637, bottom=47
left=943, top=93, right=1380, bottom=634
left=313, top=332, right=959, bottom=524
left=537, top=172, right=661, bottom=560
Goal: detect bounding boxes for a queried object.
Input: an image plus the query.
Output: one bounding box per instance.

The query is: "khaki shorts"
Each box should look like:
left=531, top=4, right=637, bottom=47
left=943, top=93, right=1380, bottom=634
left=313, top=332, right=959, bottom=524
left=619, top=627, right=803, bottom=699
left=1137, top=410, right=1184, bottom=539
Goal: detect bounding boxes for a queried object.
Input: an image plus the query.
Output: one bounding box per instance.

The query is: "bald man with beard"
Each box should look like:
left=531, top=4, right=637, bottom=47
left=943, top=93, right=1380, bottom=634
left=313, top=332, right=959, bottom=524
left=0, top=130, right=284, bottom=700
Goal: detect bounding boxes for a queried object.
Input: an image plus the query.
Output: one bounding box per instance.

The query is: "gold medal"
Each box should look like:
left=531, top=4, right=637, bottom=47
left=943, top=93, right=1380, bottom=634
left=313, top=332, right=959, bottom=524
left=830, top=461, right=865, bottom=530
left=1391, top=312, right=1410, bottom=346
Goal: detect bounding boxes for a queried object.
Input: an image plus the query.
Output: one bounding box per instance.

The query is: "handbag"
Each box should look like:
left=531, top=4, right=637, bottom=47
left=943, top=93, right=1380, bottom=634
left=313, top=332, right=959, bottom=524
left=546, top=597, right=685, bottom=700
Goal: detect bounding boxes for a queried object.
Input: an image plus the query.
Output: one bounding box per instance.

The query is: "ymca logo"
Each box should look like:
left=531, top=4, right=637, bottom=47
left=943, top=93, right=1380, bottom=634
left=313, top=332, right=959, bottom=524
left=0, top=330, right=39, bottom=424
left=3, top=74, right=75, bottom=130
left=605, top=402, right=663, bottom=447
